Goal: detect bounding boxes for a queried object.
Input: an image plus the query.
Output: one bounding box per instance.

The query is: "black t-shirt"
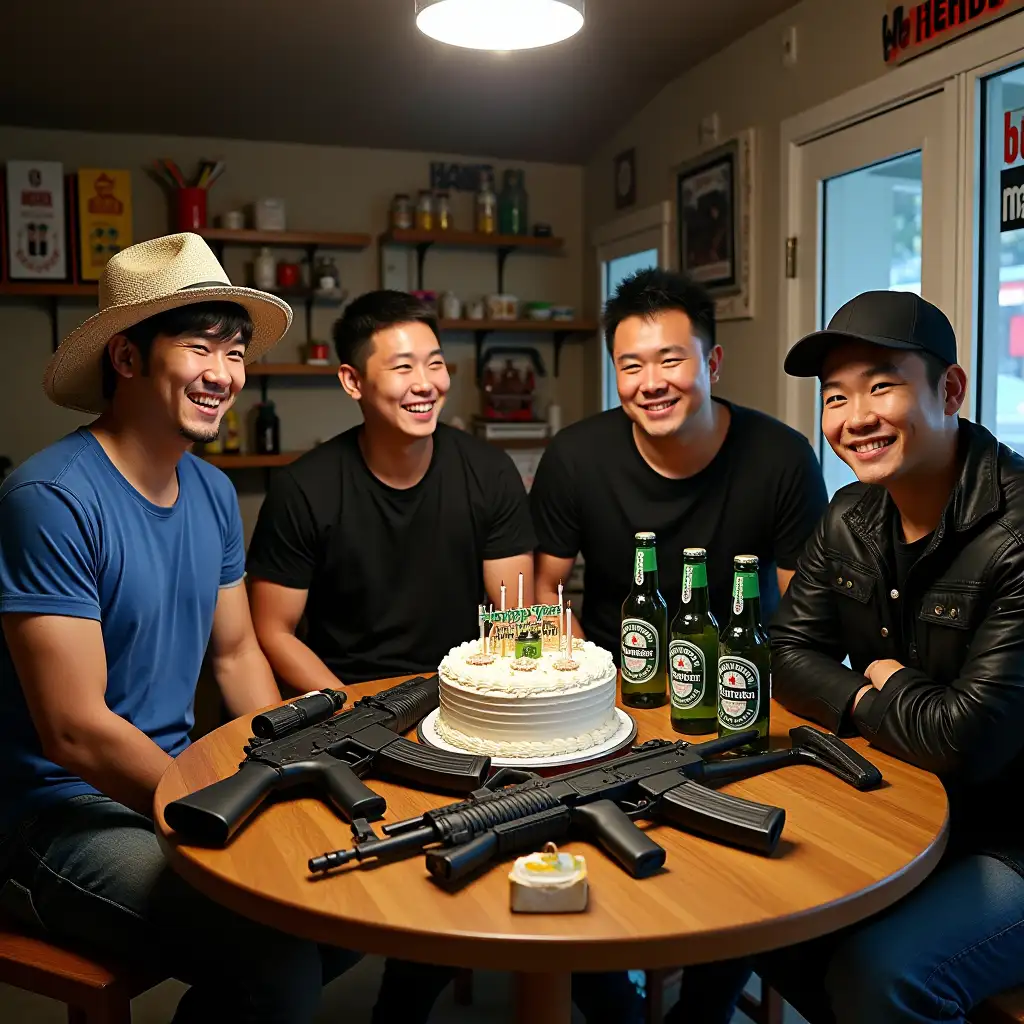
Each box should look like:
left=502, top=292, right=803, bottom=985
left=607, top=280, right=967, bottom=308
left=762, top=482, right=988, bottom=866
left=530, top=401, right=828, bottom=658
left=246, top=424, right=536, bottom=684
left=893, top=516, right=932, bottom=594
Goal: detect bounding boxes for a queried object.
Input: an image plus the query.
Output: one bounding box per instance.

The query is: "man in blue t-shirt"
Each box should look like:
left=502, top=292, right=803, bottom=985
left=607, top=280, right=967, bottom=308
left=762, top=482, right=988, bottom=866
left=0, top=234, right=364, bottom=1023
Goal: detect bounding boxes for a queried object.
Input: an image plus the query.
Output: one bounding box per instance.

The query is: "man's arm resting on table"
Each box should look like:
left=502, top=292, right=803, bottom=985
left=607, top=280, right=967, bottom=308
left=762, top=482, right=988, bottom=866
left=249, top=577, right=342, bottom=696
left=210, top=580, right=281, bottom=717
left=851, top=572, right=1024, bottom=782
left=534, top=551, right=585, bottom=638
left=483, top=553, right=535, bottom=611
left=2, top=613, right=172, bottom=817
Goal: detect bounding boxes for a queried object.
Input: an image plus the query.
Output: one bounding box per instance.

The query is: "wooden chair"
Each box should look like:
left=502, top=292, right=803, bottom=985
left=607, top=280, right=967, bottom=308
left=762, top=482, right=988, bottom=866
left=0, top=916, right=164, bottom=1024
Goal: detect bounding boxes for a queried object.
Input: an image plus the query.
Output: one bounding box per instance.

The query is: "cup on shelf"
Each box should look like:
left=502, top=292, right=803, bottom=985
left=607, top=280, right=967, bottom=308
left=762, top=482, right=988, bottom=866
left=486, top=294, right=518, bottom=320
left=467, top=298, right=486, bottom=320
left=253, top=198, right=286, bottom=232
left=276, top=262, right=300, bottom=288
left=176, top=187, right=207, bottom=231
left=221, top=210, right=245, bottom=230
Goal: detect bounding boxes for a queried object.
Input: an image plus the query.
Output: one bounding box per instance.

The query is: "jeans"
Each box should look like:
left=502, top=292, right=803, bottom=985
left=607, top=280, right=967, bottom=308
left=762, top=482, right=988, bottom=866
left=668, top=853, right=1024, bottom=1024
left=0, top=794, right=448, bottom=1024
left=0, top=794, right=642, bottom=1024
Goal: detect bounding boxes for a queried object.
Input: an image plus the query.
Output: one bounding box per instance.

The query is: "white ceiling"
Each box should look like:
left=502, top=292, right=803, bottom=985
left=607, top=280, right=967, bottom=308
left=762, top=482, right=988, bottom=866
left=1, top=0, right=799, bottom=163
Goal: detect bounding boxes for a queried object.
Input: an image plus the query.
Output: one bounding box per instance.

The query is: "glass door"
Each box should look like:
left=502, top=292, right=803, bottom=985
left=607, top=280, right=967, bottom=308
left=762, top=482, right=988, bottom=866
left=790, top=92, right=952, bottom=496
left=977, top=59, right=1024, bottom=454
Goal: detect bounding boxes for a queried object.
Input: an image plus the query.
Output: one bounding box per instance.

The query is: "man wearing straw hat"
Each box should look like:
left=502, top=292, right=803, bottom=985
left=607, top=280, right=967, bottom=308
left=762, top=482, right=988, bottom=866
left=0, top=233, right=365, bottom=1022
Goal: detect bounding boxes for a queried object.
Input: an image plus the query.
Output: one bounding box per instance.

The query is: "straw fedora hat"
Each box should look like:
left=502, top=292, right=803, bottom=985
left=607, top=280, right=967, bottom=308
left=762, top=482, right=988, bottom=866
left=44, top=232, right=293, bottom=413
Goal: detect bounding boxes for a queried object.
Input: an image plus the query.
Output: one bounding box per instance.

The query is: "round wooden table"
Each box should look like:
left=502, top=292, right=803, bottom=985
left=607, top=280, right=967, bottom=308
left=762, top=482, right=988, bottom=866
left=155, top=678, right=949, bottom=1024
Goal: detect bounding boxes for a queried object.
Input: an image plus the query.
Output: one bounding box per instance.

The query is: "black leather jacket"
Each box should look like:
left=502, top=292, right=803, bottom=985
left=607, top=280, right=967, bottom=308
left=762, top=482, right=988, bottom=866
left=771, top=419, right=1024, bottom=870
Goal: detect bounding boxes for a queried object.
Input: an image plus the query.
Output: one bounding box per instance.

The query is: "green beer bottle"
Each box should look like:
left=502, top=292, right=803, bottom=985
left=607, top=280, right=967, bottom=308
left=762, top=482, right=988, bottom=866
left=669, top=547, right=719, bottom=734
left=620, top=531, right=668, bottom=709
left=717, top=554, right=771, bottom=752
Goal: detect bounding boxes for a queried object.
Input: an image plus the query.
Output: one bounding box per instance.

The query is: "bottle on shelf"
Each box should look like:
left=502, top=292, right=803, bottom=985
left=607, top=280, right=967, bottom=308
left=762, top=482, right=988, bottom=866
left=476, top=170, right=497, bottom=234
left=222, top=408, right=242, bottom=455
left=620, top=531, right=668, bottom=709
left=498, top=169, right=529, bottom=236
left=254, top=401, right=281, bottom=455
left=436, top=190, right=453, bottom=231
left=717, top=554, right=771, bottom=753
left=416, top=190, right=434, bottom=231
left=669, top=547, right=719, bottom=734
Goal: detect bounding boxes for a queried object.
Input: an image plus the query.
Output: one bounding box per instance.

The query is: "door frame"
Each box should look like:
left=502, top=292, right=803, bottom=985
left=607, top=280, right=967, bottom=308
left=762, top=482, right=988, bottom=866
left=592, top=201, right=673, bottom=410
left=778, top=17, right=1024, bottom=441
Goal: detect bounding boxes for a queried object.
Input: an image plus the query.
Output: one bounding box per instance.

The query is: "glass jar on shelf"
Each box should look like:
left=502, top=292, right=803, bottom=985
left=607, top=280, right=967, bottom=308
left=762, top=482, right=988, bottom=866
left=498, top=169, right=529, bottom=236
left=435, top=190, right=452, bottom=231
left=475, top=171, right=497, bottom=235
left=416, top=190, right=434, bottom=231
left=390, top=193, right=413, bottom=230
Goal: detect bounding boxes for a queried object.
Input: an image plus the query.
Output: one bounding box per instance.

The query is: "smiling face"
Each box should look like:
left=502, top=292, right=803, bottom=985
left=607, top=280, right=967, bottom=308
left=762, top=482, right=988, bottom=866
left=612, top=310, right=722, bottom=439
left=108, top=327, right=246, bottom=444
left=819, top=341, right=965, bottom=487
left=340, top=321, right=449, bottom=439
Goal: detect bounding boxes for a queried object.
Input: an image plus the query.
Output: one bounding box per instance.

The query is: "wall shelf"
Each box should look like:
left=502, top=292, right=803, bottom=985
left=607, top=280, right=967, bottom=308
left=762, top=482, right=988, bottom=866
left=379, top=228, right=564, bottom=292
left=247, top=362, right=339, bottom=376
left=0, top=282, right=98, bottom=298
left=198, top=228, right=371, bottom=250
left=438, top=318, right=598, bottom=380
left=202, top=452, right=306, bottom=469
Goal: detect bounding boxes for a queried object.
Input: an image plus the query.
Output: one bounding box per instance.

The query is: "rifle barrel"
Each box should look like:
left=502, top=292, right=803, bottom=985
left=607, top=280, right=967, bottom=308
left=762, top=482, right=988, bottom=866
left=309, top=825, right=435, bottom=874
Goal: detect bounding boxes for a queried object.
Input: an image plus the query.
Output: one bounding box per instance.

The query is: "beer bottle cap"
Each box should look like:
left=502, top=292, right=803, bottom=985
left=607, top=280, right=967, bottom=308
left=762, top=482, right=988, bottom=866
left=682, top=547, right=707, bottom=559
left=734, top=554, right=759, bottom=569
left=634, top=531, right=656, bottom=543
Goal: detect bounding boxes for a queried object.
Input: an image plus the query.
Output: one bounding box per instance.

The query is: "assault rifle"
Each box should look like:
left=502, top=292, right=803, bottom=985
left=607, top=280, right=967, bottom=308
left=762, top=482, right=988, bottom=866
left=164, top=676, right=491, bottom=846
left=309, top=726, right=881, bottom=881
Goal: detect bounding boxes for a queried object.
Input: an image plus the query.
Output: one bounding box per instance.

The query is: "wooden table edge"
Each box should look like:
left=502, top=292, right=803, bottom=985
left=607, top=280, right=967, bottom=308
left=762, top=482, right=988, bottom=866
left=155, top=810, right=949, bottom=972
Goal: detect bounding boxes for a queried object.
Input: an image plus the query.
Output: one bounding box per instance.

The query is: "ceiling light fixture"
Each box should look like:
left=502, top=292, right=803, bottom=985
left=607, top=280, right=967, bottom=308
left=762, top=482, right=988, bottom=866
left=415, top=0, right=585, bottom=51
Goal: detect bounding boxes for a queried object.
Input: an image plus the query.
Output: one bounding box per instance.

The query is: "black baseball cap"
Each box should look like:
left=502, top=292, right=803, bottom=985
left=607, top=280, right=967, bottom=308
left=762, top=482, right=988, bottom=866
left=784, top=290, right=958, bottom=378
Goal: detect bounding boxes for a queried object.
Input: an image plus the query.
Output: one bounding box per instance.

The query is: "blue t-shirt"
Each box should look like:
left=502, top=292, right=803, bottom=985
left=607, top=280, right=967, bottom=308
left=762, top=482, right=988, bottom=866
left=0, top=428, right=245, bottom=829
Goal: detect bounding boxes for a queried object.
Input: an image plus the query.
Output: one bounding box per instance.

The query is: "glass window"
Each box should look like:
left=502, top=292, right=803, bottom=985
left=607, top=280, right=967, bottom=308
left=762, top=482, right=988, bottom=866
left=818, top=152, right=923, bottom=495
left=979, top=63, right=1024, bottom=455
left=601, top=248, right=658, bottom=410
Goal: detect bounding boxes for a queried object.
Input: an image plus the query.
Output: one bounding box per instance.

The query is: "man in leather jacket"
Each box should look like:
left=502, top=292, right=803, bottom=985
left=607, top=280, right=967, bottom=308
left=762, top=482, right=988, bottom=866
left=669, top=291, right=1024, bottom=1024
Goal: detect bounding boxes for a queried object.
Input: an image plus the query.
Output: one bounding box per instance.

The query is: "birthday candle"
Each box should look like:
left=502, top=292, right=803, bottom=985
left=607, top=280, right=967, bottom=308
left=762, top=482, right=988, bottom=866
left=478, top=604, right=485, bottom=653
left=565, top=602, right=572, bottom=654
left=518, top=572, right=524, bottom=609
left=500, top=581, right=506, bottom=611
left=558, top=579, right=564, bottom=636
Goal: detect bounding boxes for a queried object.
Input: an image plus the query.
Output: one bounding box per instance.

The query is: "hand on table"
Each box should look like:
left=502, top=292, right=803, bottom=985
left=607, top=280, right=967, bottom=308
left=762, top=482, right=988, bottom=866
left=853, top=660, right=905, bottom=711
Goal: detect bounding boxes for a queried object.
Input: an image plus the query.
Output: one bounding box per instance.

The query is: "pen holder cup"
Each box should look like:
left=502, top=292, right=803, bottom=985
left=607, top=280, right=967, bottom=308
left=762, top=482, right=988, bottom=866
left=175, top=188, right=207, bottom=232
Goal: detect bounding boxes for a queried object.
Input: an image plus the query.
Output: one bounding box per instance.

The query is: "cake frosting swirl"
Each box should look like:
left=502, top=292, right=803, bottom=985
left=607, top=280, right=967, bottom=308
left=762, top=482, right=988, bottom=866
left=435, top=639, right=619, bottom=757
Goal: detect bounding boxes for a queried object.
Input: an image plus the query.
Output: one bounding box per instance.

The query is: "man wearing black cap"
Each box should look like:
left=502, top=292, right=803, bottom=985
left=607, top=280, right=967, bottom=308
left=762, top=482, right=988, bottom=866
left=668, top=290, right=1024, bottom=1023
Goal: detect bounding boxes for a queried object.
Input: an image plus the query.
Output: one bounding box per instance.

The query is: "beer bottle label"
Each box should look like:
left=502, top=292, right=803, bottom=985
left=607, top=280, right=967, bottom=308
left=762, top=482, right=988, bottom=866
left=717, top=656, right=760, bottom=729
left=681, top=561, right=707, bottom=604
left=621, top=618, right=659, bottom=684
left=732, top=571, right=759, bottom=615
left=634, top=547, right=657, bottom=585
left=669, top=640, right=705, bottom=708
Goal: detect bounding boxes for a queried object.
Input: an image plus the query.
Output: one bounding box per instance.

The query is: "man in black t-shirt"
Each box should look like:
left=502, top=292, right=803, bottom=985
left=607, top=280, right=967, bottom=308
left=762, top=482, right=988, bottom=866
left=247, top=291, right=644, bottom=1022
left=531, top=268, right=827, bottom=655
left=247, top=290, right=535, bottom=688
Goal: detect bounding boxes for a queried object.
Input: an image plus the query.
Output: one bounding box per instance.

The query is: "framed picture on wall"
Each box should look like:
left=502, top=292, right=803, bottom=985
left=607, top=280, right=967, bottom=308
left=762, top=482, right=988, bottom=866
left=674, top=128, right=755, bottom=320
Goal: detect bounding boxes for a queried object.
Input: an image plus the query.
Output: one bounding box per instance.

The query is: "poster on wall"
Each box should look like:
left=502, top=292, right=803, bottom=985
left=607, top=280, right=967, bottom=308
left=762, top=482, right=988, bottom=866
left=77, top=169, right=133, bottom=281
left=5, top=160, right=67, bottom=281
left=882, top=0, right=1024, bottom=67
left=674, top=128, right=755, bottom=321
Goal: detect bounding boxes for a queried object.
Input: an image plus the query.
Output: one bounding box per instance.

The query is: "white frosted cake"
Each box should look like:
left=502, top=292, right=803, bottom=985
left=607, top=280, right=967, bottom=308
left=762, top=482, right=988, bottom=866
left=435, top=639, right=620, bottom=758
